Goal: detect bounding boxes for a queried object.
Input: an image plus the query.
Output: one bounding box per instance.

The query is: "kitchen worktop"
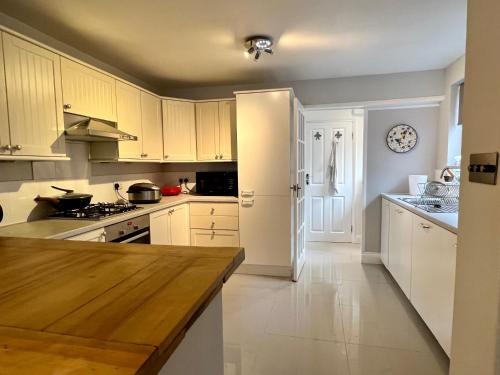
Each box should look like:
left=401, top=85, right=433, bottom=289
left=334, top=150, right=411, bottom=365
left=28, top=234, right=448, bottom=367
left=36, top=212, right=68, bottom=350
left=0, top=194, right=239, bottom=240
left=0, top=236, right=244, bottom=374
left=382, top=193, right=458, bottom=234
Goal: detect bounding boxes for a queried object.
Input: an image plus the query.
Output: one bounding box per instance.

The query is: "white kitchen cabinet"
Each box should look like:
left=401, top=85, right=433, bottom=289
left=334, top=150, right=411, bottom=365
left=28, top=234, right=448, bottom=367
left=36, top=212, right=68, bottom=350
left=195, top=101, right=237, bottom=161
left=190, top=229, right=239, bottom=247
left=140, top=91, right=163, bottom=161
left=218, top=100, right=237, bottom=160
left=162, top=99, right=197, bottom=161
left=387, top=202, right=413, bottom=298
left=150, top=204, right=190, bottom=246
left=2, top=33, right=65, bottom=158
left=66, top=228, right=106, bottom=242
left=116, top=81, right=143, bottom=159
left=61, top=57, right=116, bottom=121
left=380, top=198, right=390, bottom=267
left=0, top=36, right=10, bottom=156
left=411, top=217, right=457, bottom=356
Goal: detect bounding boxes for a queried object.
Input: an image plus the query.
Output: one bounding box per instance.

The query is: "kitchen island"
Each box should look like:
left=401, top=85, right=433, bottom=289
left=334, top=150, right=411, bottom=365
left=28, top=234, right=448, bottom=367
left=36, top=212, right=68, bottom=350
left=0, top=237, right=244, bottom=374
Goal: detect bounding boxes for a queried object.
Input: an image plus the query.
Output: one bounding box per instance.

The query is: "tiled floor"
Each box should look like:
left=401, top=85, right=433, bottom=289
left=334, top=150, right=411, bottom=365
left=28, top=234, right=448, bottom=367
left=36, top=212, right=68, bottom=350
left=222, top=242, right=450, bottom=375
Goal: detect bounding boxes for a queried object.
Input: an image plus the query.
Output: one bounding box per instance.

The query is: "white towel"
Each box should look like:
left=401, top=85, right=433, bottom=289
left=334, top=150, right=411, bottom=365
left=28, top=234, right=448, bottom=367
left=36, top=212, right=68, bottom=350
left=328, top=140, right=338, bottom=194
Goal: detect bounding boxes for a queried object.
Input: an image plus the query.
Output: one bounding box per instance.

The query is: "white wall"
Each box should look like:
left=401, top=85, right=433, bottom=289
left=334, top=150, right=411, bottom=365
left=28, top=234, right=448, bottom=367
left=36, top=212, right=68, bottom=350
left=164, top=70, right=445, bottom=106
left=449, top=0, right=500, bottom=373
left=436, top=55, right=466, bottom=169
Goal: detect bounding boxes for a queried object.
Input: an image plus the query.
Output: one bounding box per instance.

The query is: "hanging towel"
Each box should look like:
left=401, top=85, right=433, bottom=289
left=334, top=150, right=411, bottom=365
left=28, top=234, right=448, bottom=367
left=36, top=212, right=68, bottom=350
left=328, top=139, right=338, bottom=194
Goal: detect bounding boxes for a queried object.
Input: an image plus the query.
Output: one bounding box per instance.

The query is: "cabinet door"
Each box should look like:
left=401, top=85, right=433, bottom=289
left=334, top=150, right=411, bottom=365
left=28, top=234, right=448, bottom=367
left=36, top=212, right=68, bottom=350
left=388, top=203, right=413, bottom=298
left=170, top=204, right=190, bottom=246
left=140, top=91, right=163, bottom=160
left=61, top=57, right=116, bottom=121
left=380, top=198, right=390, bottom=267
left=0, top=35, right=11, bottom=155
left=411, top=217, right=456, bottom=356
left=218, top=100, right=237, bottom=160
left=162, top=100, right=196, bottom=161
left=190, top=229, right=239, bottom=247
left=67, top=228, right=106, bottom=242
left=196, top=102, right=219, bottom=161
left=116, top=81, right=142, bottom=159
left=3, top=33, right=65, bottom=157
left=150, top=209, right=171, bottom=245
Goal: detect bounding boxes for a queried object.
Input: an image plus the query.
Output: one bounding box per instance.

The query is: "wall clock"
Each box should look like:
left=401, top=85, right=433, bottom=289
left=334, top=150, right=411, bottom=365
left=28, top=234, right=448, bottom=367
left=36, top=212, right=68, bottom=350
left=386, top=124, right=418, bottom=153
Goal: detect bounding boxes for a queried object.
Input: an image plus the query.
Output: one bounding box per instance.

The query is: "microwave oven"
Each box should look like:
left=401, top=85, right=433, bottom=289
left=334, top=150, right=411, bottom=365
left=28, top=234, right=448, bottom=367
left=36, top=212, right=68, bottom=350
left=195, top=171, right=238, bottom=196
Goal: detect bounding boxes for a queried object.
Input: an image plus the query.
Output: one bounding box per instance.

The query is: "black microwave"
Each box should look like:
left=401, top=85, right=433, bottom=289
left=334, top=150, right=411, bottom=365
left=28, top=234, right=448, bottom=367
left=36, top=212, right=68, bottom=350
left=196, top=172, right=238, bottom=196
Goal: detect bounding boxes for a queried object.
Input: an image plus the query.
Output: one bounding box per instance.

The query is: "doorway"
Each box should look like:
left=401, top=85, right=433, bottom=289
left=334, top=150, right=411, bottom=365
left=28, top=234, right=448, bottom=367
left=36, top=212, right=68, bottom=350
left=304, top=108, right=364, bottom=244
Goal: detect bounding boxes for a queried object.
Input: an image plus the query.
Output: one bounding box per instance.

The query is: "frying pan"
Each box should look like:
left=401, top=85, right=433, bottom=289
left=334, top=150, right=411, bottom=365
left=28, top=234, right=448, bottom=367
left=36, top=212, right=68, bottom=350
left=34, top=186, right=93, bottom=211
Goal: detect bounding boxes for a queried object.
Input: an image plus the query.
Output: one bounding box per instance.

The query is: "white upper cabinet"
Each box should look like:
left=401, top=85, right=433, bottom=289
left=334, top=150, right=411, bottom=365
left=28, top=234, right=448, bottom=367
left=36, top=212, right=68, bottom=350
left=218, top=100, right=237, bottom=160
left=140, top=91, right=163, bottom=161
left=0, top=35, right=10, bottom=156
left=196, top=102, right=220, bottom=161
left=116, top=81, right=142, bottom=159
left=61, top=57, right=116, bottom=121
left=2, top=33, right=65, bottom=157
left=162, top=99, right=197, bottom=161
left=196, top=100, right=237, bottom=161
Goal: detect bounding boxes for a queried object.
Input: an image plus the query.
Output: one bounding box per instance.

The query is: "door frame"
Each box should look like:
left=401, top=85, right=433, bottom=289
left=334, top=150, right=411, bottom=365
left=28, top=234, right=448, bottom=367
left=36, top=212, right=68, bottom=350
left=303, top=108, right=364, bottom=244
left=304, top=95, right=444, bottom=256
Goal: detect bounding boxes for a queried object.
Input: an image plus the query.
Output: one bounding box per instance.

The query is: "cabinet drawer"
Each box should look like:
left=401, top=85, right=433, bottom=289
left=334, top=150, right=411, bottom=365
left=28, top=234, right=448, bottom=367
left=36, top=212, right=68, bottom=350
left=190, top=229, right=239, bottom=247
left=190, top=203, right=238, bottom=216
left=190, top=215, right=239, bottom=230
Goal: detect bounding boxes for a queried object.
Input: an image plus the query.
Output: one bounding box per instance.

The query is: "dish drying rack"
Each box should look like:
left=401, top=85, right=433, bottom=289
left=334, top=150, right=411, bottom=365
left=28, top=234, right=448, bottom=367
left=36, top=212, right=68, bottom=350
left=402, top=182, right=460, bottom=213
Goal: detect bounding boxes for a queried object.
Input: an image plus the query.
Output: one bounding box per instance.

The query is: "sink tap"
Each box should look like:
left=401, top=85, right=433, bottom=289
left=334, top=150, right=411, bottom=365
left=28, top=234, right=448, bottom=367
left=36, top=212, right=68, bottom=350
left=440, top=166, right=457, bottom=182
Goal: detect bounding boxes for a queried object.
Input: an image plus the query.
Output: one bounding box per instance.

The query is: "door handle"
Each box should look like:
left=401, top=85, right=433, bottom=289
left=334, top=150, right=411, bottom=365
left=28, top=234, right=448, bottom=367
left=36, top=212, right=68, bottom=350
left=306, top=174, right=310, bottom=185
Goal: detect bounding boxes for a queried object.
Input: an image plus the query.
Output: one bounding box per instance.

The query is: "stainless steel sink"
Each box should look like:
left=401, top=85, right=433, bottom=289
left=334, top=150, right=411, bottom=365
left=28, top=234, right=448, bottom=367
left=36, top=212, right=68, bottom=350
left=398, top=197, right=459, bottom=213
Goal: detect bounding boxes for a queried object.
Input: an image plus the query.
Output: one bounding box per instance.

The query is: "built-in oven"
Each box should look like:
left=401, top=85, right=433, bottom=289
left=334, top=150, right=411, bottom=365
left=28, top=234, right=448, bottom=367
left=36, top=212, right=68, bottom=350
left=104, top=214, right=150, bottom=243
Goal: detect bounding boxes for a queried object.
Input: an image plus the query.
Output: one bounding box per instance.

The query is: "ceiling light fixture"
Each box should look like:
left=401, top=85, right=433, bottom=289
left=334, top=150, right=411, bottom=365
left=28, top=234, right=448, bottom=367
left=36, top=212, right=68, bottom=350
left=245, top=36, right=273, bottom=61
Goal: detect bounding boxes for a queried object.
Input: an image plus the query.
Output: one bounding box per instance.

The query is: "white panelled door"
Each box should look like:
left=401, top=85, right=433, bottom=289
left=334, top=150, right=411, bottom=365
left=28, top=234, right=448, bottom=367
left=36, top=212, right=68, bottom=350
left=292, top=98, right=306, bottom=281
left=305, top=110, right=354, bottom=242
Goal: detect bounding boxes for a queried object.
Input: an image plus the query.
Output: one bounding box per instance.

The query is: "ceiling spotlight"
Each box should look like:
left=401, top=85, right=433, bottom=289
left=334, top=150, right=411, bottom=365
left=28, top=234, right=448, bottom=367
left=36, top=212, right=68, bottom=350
left=245, top=36, right=274, bottom=61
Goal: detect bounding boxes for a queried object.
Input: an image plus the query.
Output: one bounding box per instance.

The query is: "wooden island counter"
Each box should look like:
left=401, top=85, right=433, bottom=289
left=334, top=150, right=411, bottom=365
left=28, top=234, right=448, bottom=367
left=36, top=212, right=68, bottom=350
left=0, top=237, right=244, bottom=374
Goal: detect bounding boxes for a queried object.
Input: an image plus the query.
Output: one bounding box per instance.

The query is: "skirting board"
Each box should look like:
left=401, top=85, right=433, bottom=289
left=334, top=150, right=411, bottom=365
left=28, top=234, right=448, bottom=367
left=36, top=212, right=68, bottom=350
left=361, top=252, right=382, bottom=264
left=235, top=264, right=292, bottom=278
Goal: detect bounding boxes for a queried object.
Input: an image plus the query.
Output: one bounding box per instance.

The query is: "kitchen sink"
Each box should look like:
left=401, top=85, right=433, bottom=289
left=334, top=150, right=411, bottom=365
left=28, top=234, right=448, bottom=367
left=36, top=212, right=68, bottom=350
left=399, top=197, right=459, bottom=213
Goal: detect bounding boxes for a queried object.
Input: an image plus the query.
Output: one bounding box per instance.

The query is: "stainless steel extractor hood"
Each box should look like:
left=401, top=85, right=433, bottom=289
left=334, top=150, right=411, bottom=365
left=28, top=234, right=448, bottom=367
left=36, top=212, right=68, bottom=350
left=64, top=118, right=138, bottom=142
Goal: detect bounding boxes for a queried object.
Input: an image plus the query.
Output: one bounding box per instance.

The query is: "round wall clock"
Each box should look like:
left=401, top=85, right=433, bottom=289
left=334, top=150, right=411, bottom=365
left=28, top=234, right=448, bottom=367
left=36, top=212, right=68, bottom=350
left=386, top=124, right=418, bottom=153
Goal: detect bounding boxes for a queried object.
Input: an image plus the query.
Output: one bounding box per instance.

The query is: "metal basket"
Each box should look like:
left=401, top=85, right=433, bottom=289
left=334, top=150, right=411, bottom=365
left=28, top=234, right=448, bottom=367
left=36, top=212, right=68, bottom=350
left=401, top=182, right=460, bottom=213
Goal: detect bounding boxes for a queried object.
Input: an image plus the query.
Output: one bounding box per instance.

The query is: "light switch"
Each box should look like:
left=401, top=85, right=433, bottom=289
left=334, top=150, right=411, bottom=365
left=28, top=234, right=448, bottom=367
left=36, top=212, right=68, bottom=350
left=468, top=152, right=498, bottom=185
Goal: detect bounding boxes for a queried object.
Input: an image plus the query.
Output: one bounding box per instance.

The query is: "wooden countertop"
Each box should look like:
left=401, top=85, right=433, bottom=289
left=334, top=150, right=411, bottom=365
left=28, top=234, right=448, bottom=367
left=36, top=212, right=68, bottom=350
left=0, top=237, right=244, bottom=374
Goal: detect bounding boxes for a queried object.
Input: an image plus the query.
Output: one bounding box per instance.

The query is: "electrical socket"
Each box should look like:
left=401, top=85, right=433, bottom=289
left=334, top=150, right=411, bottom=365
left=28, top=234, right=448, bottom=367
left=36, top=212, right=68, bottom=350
left=178, top=178, right=183, bottom=185
left=113, top=182, right=121, bottom=191
left=183, top=178, right=189, bottom=184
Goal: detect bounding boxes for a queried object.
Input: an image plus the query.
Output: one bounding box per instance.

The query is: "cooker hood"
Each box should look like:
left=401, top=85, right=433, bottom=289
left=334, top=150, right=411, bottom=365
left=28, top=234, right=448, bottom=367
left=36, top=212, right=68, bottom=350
left=64, top=118, right=138, bottom=142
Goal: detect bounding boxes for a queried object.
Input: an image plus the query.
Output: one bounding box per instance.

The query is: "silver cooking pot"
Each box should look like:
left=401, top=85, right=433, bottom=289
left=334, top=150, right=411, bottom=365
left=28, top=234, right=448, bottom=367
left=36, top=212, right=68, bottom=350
left=127, top=183, right=161, bottom=203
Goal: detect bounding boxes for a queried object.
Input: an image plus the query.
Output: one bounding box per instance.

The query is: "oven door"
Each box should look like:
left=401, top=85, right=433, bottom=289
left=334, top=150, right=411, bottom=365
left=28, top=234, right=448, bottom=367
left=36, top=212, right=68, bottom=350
left=110, top=227, right=151, bottom=244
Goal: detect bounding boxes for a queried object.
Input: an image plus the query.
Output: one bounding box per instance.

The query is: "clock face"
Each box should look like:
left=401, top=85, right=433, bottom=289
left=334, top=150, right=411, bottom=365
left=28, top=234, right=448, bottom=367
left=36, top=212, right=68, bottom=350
left=386, top=124, right=418, bottom=153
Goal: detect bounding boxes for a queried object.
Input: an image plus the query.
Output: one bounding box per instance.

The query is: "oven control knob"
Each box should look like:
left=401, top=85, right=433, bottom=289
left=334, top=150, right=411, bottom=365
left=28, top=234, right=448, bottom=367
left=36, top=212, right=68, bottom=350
left=119, top=230, right=125, bottom=235
left=133, top=225, right=139, bottom=230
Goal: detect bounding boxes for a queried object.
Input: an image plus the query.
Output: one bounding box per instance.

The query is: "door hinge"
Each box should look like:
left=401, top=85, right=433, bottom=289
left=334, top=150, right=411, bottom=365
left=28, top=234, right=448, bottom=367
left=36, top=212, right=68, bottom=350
left=351, top=225, right=353, bottom=233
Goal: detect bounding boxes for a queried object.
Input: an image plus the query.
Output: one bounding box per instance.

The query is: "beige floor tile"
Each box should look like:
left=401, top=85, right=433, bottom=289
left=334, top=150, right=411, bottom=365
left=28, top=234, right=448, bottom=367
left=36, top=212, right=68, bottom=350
left=254, top=334, right=350, bottom=375
left=347, top=344, right=393, bottom=375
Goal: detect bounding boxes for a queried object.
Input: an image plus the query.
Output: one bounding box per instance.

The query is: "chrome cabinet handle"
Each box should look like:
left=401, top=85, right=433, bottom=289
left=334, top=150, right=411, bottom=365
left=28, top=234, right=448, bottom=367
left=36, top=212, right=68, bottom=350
left=241, top=190, right=254, bottom=197
left=215, top=154, right=219, bottom=160
left=419, top=223, right=431, bottom=230
left=63, top=104, right=72, bottom=109
left=13, top=145, right=22, bottom=151
left=2, top=145, right=11, bottom=151
left=141, top=153, right=148, bottom=158
left=395, top=209, right=404, bottom=214
left=219, top=154, right=223, bottom=159
left=164, top=155, right=169, bottom=159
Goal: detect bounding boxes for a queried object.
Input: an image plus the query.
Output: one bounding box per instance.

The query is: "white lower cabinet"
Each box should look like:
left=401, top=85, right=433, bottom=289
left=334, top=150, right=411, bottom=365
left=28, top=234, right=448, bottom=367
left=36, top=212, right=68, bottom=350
left=190, top=229, right=239, bottom=247
left=66, top=228, right=106, bottom=242
left=383, top=199, right=457, bottom=356
left=150, top=204, right=190, bottom=246
left=189, top=202, right=239, bottom=247
left=380, top=199, right=390, bottom=267
left=387, top=202, right=413, bottom=298
left=411, top=217, right=456, bottom=356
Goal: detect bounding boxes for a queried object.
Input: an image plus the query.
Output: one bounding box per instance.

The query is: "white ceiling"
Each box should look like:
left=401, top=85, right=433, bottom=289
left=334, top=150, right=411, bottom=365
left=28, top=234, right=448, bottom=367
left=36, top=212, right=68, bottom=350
left=0, top=0, right=467, bottom=90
